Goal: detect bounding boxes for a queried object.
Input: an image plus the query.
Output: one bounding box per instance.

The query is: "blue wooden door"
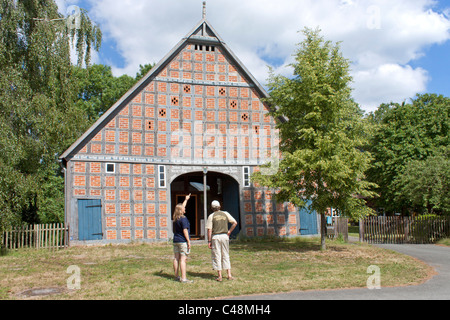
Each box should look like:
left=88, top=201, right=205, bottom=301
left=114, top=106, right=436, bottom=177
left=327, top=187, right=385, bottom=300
left=78, top=199, right=103, bottom=241
left=299, top=202, right=319, bottom=235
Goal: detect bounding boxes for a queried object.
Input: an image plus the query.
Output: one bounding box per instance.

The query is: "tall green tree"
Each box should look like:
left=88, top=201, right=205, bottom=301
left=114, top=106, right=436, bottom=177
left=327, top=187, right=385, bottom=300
left=367, top=94, right=449, bottom=215
left=72, top=64, right=135, bottom=121
left=72, top=63, right=154, bottom=122
left=253, top=28, right=376, bottom=249
left=397, top=148, right=449, bottom=215
left=0, top=0, right=101, bottom=230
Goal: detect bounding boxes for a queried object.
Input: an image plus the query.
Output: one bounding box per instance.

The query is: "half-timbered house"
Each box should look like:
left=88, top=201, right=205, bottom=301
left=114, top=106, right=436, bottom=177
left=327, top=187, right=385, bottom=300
left=59, top=5, right=319, bottom=245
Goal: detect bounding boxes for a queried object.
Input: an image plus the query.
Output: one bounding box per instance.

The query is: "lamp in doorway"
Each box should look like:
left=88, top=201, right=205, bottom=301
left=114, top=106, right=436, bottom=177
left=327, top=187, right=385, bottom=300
left=217, top=178, right=222, bottom=195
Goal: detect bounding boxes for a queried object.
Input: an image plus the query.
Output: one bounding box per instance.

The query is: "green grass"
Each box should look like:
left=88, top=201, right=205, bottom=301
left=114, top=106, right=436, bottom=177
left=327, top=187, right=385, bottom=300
left=437, top=238, right=450, bottom=247
left=0, top=237, right=432, bottom=300
left=348, top=225, right=359, bottom=237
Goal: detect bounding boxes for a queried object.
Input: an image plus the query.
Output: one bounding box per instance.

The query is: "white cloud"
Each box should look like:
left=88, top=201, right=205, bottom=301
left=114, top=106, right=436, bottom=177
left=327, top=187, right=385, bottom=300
left=54, top=0, right=70, bottom=14
left=65, top=0, right=450, bottom=113
left=353, top=64, right=430, bottom=110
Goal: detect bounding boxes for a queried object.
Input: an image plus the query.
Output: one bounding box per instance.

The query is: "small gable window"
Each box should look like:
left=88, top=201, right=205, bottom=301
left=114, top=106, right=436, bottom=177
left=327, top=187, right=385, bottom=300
left=106, top=163, right=115, bottom=174
left=243, top=167, right=251, bottom=187
left=158, top=165, right=167, bottom=188
left=195, top=44, right=215, bottom=52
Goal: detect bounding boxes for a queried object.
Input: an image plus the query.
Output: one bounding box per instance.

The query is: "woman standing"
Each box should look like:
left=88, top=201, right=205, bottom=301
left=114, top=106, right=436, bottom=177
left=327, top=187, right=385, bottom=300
left=172, top=194, right=193, bottom=283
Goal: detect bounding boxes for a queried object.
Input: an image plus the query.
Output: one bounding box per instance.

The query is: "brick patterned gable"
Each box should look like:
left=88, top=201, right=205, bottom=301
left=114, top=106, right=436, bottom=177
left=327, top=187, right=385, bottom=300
left=61, top=19, right=280, bottom=167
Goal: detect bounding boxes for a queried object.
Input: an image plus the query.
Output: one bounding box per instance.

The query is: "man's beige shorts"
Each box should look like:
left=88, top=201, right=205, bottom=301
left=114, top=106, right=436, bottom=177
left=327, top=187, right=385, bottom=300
left=173, top=242, right=189, bottom=256
left=211, top=234, right=231, bottom=271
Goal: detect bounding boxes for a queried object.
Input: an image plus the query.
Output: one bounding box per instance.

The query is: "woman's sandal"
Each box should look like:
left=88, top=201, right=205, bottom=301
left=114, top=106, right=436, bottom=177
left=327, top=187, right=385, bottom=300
left=216, top=277, right=223, bottom=282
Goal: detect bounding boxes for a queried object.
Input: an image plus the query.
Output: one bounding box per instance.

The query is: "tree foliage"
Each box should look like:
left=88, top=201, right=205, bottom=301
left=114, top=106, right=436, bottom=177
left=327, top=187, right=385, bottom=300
left=0, top=0, right=101, bottom=230
left=252, top=28, right=376, bottom=249
left=72, top=63, right=154, bottom=121
left=367, top=94, right=450, bottom=215
left=72, top=64, right=134, bottom=121
left=398, top=148, right=449, bottom=215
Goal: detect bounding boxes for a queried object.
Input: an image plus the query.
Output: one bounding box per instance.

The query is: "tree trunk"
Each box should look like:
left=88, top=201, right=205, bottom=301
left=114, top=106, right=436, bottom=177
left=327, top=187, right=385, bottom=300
left=320, top=213, right=327, bottom=250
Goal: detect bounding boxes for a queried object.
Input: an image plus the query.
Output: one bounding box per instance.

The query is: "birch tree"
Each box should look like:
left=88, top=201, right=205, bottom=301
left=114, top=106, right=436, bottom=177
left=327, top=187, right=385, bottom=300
left=0, top=0, right=101, bottom=230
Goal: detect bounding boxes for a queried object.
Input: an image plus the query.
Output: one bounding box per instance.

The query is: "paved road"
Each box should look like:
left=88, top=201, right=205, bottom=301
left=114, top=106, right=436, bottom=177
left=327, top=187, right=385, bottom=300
left=231, top=244, right=450, bottom=300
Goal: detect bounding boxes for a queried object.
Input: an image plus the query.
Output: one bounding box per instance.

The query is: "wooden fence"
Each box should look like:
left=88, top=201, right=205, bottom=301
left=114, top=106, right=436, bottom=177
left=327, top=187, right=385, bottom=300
left=327, top=217, right=349, bottom=242
left=1, top=224, right=69, bottom=250
left=360, top=216, right=450, bottom=244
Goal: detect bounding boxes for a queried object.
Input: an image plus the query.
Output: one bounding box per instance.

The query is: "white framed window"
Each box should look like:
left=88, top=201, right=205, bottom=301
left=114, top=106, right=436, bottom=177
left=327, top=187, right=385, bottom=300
left=158, top=165, right=167, bottom=188
left=106, top=163, right=115, bottom=174
left=243, top=166, right=251, bottom=187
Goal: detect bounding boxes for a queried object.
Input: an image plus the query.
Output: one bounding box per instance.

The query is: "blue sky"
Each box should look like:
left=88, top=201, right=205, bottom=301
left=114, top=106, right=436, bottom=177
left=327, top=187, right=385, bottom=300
left=57, top=0, right=450, bottom=113
left=407, top=0, right=450, bottom=99
left=410, top=40, right=450, bottom=97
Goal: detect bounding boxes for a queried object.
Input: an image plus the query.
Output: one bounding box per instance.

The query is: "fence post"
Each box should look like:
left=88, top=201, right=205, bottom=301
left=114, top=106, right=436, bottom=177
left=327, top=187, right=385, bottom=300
left=359, top=219, right=363, bottom=242
left=56, top=223, right=60, bottom=249
left=13, top=228, right=16, bottom=250
left=45, top=224, right=49, bottom=249
left=52, top=223, right=56, bottom=250
left=36, top=224, right=40, bottom=249
left=66, top=224, right=70, bottom=248
left=347, top=218, right=349, bottom=242
left=404, top=217, right=409, bottom=244
left=20, top=226, right=23, bottom=249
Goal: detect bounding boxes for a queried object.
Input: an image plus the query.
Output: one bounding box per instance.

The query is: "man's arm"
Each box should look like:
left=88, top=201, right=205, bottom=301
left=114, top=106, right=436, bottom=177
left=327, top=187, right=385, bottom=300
left=223, top=211, right=238, bottom=237
left=206, top=212, right=213, bottom=249
left=227, top=221, right=237, bottom=237
left=207, top=228, right=212, bottom=249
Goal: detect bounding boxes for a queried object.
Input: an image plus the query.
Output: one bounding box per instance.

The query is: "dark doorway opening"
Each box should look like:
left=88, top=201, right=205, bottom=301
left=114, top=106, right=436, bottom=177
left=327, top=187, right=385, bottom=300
left=171, top=171, right=240, bottom=239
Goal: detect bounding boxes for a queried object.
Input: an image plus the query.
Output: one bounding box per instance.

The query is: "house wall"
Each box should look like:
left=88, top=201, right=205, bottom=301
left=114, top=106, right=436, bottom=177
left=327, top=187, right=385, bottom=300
left=64, top=41, right=318, bottom=245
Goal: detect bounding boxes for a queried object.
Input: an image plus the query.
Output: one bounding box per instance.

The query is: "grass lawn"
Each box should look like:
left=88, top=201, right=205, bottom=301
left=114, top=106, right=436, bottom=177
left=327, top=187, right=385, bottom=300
left=0, top=237, right=432, bottom=300
left=348, top=225, right=360, bottom=238
left=437, top=238, right=450, bottom=247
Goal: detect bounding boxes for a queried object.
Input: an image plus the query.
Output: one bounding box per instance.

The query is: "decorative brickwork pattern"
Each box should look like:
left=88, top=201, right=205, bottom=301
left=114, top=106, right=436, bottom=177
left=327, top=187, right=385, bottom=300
left=70, top=161, right=167, bottom=241
left=76, top=43, right=280, bottom=167
left=62, top=18, right=316, bottom=244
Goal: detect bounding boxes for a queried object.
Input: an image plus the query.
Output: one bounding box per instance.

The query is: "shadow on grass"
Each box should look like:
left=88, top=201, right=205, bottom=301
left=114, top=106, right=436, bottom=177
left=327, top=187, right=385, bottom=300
left=230, top=236, right=327, bottom=254
left=153, top=270, right=215, bottom=281
left=0, top=246, right=8, bottom=257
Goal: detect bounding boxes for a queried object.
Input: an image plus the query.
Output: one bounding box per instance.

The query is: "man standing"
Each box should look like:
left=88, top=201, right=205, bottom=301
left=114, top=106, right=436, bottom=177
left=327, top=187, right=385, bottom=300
left=206, top=200, right=238, bottom=282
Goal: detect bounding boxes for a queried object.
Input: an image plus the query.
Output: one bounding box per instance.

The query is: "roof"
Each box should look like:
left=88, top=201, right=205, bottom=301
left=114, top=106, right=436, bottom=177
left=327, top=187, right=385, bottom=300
left=60, top=14, right=271, bottom=163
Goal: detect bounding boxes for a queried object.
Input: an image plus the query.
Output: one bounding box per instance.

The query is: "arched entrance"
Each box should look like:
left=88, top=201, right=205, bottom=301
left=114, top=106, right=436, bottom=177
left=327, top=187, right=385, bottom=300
left=170, top=171, right=240, bottom=239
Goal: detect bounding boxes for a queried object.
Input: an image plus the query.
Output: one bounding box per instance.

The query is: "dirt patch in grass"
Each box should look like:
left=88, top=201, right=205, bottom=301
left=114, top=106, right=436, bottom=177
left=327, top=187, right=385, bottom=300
left=17, top=287, right=68, bottom=299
